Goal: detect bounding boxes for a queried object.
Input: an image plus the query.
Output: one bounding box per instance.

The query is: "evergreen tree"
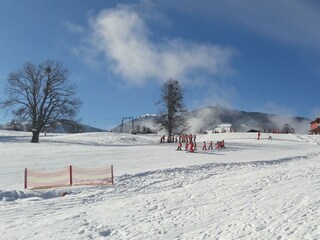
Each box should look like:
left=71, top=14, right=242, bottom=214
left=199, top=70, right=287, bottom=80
left=156, top=79, right=188, bottom=142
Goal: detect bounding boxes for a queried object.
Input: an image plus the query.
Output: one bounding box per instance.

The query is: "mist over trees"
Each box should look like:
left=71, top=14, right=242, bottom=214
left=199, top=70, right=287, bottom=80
left=1, top=60, right=82, bottom=143
left=282, top=123, right=295, bottom=134
left=155, top=79, right=188, bottom=141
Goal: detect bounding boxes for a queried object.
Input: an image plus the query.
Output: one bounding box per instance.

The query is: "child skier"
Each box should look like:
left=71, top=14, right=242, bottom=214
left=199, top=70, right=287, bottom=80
left=185, top=141, right=189, bottom=151
left=208, top=141, right=213, bottom=150
left=177, top=141, right=182, bottom=150
left=189, top=141, right=194, bottom=153
left=202, top=141, right=207, bottom=150
left=220, top=140, right=225, bottom=148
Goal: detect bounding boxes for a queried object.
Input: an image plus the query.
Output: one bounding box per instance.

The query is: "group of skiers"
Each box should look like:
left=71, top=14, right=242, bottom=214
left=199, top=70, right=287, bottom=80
left=201, top=140, right=225, bottom=150
left=176, top=139, right=197, bottom=152
left=159, top=133, right=226, bottom=153
left=177, top=139, right=225, bottom=153
left=162, top=131, right=274, bottom=154
left=160, top=134, right=196, bottom=144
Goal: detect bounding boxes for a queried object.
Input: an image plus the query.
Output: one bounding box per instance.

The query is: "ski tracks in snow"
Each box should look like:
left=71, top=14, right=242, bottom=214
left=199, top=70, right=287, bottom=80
left=106, top=155, right=320, bottom=239
left=1, top=152, right=320, bottom=239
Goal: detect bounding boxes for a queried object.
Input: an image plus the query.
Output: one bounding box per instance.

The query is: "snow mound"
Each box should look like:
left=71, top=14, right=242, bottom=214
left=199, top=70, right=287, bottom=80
left=0, top=189, right=69, bottom=202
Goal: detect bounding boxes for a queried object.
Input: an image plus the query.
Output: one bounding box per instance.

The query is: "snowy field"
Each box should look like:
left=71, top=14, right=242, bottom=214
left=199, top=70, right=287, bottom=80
left=1, top=130, right=320, bottom=239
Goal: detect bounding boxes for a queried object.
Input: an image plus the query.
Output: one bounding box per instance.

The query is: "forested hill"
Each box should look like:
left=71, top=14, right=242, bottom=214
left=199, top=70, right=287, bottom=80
left=113, top=106, right=310, bottom=134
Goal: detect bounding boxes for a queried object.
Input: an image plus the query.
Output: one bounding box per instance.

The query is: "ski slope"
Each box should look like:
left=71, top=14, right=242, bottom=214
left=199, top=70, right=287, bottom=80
left=0, top=130, right=320, bottom=239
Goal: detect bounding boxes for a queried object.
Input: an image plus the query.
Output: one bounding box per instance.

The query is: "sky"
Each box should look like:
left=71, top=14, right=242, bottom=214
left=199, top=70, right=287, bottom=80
left=1, top=0, right=320, bottom=130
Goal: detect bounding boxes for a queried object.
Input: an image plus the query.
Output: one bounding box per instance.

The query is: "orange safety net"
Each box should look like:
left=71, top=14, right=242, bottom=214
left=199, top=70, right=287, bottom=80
left=26, top=167, right=70, bottom=189
left=25, top=165, right=113, bottom=189
left=72, top=166, right=113, bottom=186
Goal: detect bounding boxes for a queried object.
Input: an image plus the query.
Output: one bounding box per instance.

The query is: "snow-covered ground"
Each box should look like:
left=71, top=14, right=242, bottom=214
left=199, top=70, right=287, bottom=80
left=0, top=130, right=320, bottom=239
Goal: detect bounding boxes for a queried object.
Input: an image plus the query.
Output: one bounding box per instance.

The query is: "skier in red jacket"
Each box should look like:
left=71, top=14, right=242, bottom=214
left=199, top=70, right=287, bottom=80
left=177, top=141, right=182, bottom=151
left=189, top=141, right=194, bottom=153
left=202, top=141, right=207, bottom=150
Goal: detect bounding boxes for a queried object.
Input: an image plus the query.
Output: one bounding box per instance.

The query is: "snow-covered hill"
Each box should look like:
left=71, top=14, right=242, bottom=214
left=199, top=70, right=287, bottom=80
left=113, top=105, right=310, bottom=134
left=0, top=119, right=105, bottom=133
left=0, top=130, right=320, bottom=239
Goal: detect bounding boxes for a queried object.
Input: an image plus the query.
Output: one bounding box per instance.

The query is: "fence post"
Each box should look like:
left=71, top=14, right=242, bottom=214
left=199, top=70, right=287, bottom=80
left=24, top=168, right=27, bottom=189
left=111, top=165, right=114, bottom=185
left=69, top=165, right=73, bottom=186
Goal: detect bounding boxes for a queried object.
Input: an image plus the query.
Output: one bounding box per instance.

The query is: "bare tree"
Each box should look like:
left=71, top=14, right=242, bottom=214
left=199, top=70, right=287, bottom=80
left=156, top=79, right=188, bottom=142
left=1, top=60, right=82, bottom=143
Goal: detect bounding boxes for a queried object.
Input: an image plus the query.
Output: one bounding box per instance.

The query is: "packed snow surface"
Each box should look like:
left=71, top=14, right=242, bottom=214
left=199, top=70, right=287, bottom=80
left=1, top=130, right=320, bottom=239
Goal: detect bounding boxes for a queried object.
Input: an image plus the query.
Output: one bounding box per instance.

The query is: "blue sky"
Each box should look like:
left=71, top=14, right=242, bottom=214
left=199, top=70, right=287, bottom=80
left=1, top=0, right=320, bottom=129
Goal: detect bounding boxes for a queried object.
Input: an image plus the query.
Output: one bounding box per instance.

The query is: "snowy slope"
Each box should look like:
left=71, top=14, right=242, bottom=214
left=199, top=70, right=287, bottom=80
left=0, top=130, right=320, bottom=239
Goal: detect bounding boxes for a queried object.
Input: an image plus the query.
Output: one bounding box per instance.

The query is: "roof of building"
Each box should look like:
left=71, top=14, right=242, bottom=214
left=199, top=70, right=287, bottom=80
left=310, top=117, right=320, bottom=124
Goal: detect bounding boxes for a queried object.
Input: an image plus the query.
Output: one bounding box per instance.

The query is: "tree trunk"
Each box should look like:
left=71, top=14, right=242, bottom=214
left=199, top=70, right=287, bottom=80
left=31, top=130, right=40, bottom=143
left=167, top=130, right=172, bottom=143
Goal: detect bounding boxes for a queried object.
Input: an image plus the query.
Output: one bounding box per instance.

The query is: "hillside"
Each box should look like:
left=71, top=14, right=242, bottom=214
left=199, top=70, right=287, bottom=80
left=112, top=106, right=310, bottom=134
left=0, top=119, right=105, bottom=133
left=111, top=114, right=159, bottom=134
left=1, top=130, right=320, bottom=239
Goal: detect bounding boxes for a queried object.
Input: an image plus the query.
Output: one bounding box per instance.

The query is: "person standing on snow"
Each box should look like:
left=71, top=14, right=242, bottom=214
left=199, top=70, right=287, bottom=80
left=189, top=141, right=194, bottom=153
left=202, top=141, right=207, bottom=150
left=177, top=141, right=182, bottom=150
left=257, top=131, right=261, bottom=140
left=208, top=141, right=213, bottom=150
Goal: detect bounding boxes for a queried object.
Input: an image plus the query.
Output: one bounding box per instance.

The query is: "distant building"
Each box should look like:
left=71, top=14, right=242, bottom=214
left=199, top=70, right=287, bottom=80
left=213, top=123, right=232, bottom=133
left=309, top=118, right=320, bottom=134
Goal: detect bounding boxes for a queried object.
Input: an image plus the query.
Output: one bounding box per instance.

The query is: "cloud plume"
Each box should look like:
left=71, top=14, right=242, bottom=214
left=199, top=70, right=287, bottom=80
left=82, top=4, right=237, bottom=85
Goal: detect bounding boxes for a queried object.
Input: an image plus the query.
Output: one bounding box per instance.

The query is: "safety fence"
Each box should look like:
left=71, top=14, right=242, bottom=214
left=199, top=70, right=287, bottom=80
left=24, top=165, right=114, bottom=189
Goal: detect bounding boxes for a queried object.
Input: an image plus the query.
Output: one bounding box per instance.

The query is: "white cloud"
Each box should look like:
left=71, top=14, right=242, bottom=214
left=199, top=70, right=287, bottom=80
left=82, top=5, right=237, bottom=85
